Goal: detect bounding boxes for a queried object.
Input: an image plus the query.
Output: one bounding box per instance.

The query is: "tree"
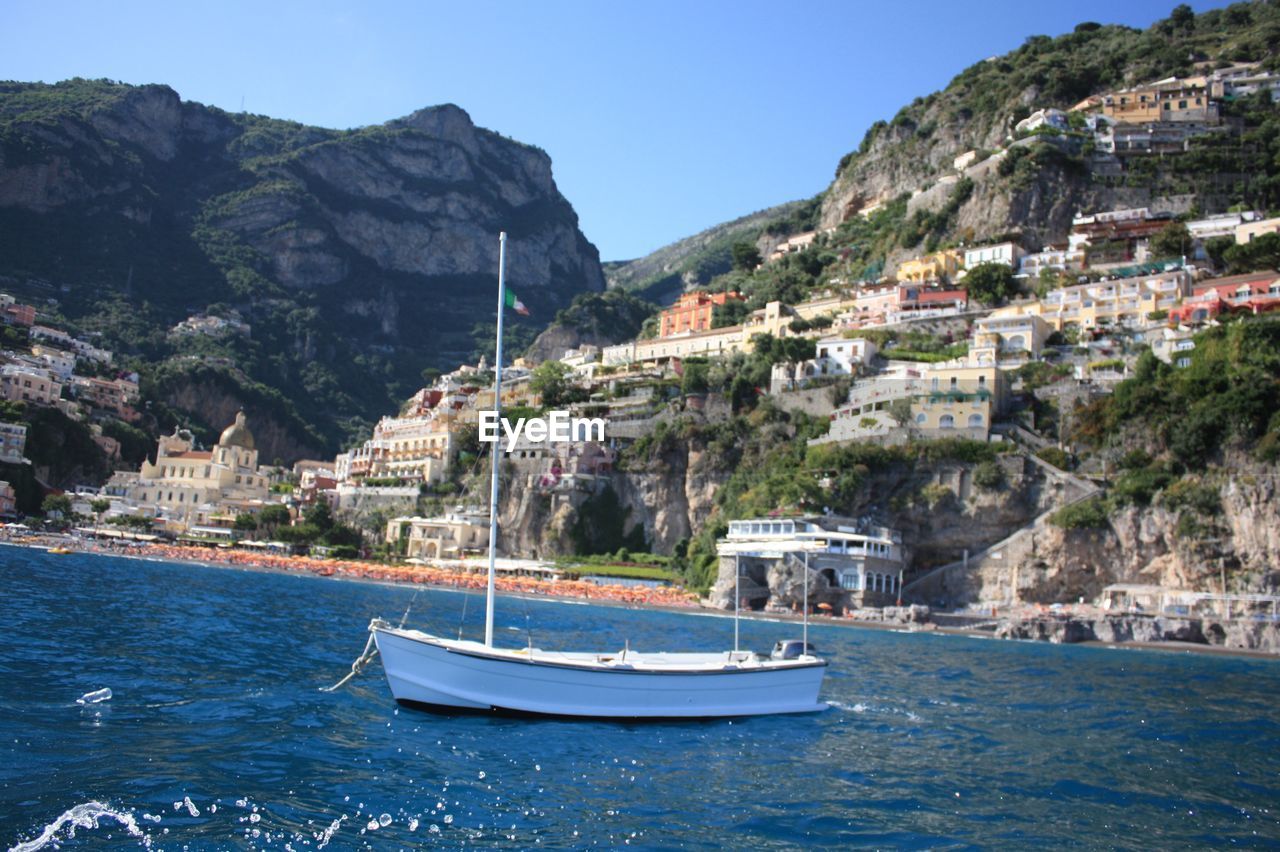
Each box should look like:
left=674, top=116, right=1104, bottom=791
left=41, top=494, right=72, bottom=518
left=731, top=242, right=762, bottom=272
left=529, top=360, right=576, bottom=408
left=711, top=299, right=750, bottom=328
left=1224, top=232, right=1280, bottom=273
left=1149, top=222, right=1191, bottom=261
left=680, top=358, right=710, bottom=395
left=963, top=262, right=1017, bottom=305
left=887, top=397, right=915, bottom=428
left=304, top=500, right=334, bottom=533
left=258, top=503, right=291, bottom=533
left=90, top=498, right=110, bottom=532
left=233, top=513, right=258, bottom=533
left=323, top=523, right=363, bottom=549
left=1203, top=235, right=1235, bottom=270
left=1167, top=3, right=1195, bottom=32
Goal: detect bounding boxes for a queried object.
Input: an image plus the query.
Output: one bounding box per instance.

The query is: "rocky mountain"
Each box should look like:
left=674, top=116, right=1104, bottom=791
left=522, top=288, right=658, bottom=363
left=0, top=79, right=603, bottom=456
left=610, top=3, right=1280, bottom=306
left=602, top=199, right=810, bottom=303
left=819, top=3, right=1280, bottom=262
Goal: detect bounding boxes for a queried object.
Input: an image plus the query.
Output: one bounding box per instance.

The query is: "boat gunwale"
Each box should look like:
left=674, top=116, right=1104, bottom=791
left=374, top=625, right=828, bottom=676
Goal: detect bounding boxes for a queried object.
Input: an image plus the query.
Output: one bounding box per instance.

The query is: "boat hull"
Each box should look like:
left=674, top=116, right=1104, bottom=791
left=372, top=626, right=827, bottom=719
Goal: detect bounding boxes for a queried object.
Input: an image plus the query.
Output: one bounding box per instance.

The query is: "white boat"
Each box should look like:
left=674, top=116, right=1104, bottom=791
left=365, top=232, right=827, bottom=719
left=372, top=625, right=826, bottom=718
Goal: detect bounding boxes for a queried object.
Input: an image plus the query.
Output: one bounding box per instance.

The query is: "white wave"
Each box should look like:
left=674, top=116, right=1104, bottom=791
left=75, top=688, right=112, bottom=705
left=826, top=700, right=923, bottom=721
left=8, top=801, right=143, bottom=852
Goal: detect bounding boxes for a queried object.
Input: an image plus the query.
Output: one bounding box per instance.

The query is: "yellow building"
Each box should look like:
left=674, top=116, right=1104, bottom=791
left=791, top=289, right=860, bottom=322
left=386, top=512, right=489, bottom=560
left=129, top=411, right=273, bottom=527
left=970, top=309, right=1053, bottom=367
left=1012, top=270, right=1190, bottom=332
left=1099, top=78, right=1218, bottom=124
left=895, top=250, right=962, bottom=284
left=815, top=361, right=1006, bottom=444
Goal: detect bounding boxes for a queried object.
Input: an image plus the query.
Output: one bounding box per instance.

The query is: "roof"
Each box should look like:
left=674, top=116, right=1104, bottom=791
left=165, top=451, right=213, bottom=460
left=219, top=411, right=255, bottom=450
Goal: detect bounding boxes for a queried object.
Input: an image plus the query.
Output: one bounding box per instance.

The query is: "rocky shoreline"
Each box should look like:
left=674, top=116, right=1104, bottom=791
left=992, top=612, right=1280, bottom=654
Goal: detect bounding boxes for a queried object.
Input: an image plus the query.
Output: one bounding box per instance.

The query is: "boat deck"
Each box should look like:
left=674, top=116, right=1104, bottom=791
left=393, top=628, right=821, bottom=672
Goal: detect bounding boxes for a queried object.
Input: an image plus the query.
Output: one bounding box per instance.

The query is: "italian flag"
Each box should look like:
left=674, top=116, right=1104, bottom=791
left=504, top=289, right=530, bottom=316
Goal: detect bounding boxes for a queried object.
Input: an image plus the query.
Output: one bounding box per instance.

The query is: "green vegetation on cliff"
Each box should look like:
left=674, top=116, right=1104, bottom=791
left=0, top=80, right=600, bottom=461
left=1074, top=316, right=1280, bottom=467
left=836, top=3, right=1280, bottom=184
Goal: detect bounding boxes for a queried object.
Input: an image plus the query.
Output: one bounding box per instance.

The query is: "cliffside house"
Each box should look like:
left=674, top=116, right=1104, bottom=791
left=0, top=364, right=61, bottom=407
left=386, top=511, right=489, bottom=561
left=896, top=250, right=962, bottom=284
left=1169, top=272, right=1280, bottom=325
left=970, top=310, right=1053, bottom=367
left=767, top=231, right=818, bottom=262
left=1005, top=268, right=1191, bottom=333
left=658, top=291, right=744, bottom=338
left=715, top=517, right=905, bottom=612
left=813, top=361, right=1007, bottom=445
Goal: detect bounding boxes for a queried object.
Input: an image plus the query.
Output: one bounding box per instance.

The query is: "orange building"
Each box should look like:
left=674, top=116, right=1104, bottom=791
left=659, top=291, right=743, bottom=337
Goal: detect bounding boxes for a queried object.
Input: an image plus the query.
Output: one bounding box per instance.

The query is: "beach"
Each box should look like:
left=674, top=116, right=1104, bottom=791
left=5, top=530, right=1276, bottom=658
left=0, top=530, right=701, bottom=610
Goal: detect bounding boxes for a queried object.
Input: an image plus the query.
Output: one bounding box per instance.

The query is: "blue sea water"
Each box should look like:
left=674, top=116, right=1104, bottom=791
left=2, top=545, right=1280, bottom=850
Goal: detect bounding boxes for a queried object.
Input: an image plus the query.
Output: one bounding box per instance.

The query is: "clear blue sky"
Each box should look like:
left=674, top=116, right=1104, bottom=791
left=4, top=0, right=1223, bottom=261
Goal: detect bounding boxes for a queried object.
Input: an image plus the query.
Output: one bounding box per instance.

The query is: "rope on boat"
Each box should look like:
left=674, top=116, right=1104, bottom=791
left=320, top=627, right=380, bottom=693
left=399, top=589, right=421, bottom=628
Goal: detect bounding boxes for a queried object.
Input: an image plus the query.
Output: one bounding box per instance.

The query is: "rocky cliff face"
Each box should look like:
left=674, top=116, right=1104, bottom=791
left=920, top=462, right=1280, bottom=607
left=0, top=80, right=604, bottom=456
left=496, top=420, right=1062, bottom=603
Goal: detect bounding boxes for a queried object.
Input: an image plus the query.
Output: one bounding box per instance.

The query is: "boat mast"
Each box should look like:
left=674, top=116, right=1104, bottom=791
left=802, top=549, right=809, bottom=652
left=484, top=231, right=507, bottom=648
left=734, top=553, right=740, bottom=653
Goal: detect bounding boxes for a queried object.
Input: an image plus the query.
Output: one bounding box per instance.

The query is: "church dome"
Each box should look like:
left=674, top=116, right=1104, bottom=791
left=219, top=411, right=255, bottom=450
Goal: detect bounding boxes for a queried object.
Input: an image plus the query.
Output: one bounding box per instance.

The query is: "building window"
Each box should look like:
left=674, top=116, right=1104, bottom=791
left=968, top=414, right=984, bottom=428
left=940, top=414, right=955, bottom=429
left=840, top=573, right=860, bottom=591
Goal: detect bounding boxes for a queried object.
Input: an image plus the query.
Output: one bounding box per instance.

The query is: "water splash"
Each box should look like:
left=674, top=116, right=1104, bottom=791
left=9, top=801, right=143, bottom=852
left=75, top=688, right=112, bottom=705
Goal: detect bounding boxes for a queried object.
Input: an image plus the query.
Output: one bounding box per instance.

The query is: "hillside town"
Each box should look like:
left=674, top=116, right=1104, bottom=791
left=1, top=56, right=1278, bottom=636
left=6, top=182, right=1277, bottom=626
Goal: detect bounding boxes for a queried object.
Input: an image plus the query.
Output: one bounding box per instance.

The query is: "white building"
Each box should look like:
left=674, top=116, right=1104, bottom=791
left=963, top=242, right=1024, bottom=271
left=30, top=344, right=76, bottom=381
left=1147, top=326, right=1198, bottom=369
left=771, top=336, right=877, bottom=393
left=1019, top=246, right=1087, bottom=278
left=1015, top=108, right=1070, bottom=135
left=1186, top=211, right=1263, bottom=241
left=715, top=517, right=906, bottom=610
